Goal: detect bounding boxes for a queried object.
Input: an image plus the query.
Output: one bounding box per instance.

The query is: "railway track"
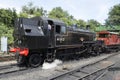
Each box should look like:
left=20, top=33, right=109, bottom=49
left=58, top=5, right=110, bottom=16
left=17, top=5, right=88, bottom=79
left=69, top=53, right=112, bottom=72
left=0, top=52, right=119, bottom=80
left=0, top=64, right=16, bottom=70
left=0, top=64, right=27, bottom=76
left=0, top=55, right=15, bottom=62
left=49, top=52, right=119, bottom=80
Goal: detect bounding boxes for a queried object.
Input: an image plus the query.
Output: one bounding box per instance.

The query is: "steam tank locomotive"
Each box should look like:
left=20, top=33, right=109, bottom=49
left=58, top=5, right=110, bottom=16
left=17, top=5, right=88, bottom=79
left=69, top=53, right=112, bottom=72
left=10, top=17, right=104, bottom=67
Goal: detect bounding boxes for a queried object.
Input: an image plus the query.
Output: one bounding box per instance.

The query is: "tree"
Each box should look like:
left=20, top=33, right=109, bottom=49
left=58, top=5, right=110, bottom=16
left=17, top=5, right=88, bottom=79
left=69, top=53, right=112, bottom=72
left=19, top=2, right=45, bottom=18
left=49, top=7, right=67, bottom=18
left=0, top=23, right=13, bottom=44
left=106, top=4, right=120, bottom=26
left=0, top=8, right=17, bottom=27
left=0, top=8, right=17, bottom=45
left=76, top=19, right=86, bottom=28
left=48, top=7, right=75, bottom=26
left=87, top=19, right=101, bottom=31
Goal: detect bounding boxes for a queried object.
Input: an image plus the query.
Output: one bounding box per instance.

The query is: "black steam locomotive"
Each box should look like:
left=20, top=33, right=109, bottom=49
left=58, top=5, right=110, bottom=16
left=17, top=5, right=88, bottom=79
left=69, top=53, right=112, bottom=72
left=10, top=17, right=104, bottom=67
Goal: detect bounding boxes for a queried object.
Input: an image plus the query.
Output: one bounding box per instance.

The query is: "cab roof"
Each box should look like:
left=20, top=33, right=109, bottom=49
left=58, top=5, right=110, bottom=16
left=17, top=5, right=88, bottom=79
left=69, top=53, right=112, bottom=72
left=97, top=30, right=119, bottom=35
left=31, top=17, right=65, bottom=25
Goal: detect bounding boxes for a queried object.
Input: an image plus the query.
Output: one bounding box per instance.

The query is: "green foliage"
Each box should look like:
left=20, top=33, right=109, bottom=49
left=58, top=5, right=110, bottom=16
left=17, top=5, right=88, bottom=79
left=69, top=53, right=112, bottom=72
left=0, top=8, right=17, bottom=27
left=87, top=19, right=101, bottom=31
left=0, top=23, right=13, bottom=44
left=19, top=2, right=45, bottom=18
left=106, top=4, right=120, bottom=26
left=48, top=7, right=101, bottom=31
left=0, top=8, right=16, bottom=45
left=76, top=19, right=86, bottom=28
left=48, top=7, right=76, bottom=26
left=49, top=7, right=69, bottom=18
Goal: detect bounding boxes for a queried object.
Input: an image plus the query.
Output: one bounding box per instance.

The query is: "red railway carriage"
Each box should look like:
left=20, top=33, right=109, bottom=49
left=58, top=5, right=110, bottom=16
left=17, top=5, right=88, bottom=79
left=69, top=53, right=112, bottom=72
left=97, top=30, right=120, bottom=49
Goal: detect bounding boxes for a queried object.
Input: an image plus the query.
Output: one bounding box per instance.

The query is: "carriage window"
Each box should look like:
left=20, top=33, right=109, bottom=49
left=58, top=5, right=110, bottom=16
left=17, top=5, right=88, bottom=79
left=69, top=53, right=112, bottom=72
left=99, top=34, right=108, bottom=38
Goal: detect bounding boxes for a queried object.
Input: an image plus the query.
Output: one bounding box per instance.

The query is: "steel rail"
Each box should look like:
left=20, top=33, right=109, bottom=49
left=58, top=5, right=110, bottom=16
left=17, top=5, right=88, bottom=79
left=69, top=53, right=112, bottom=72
left=0, top=63, right=28, bottom=76
left=79, top=63, right=114, bottom=80
left=0, top=63, right=17, bottom=70
left=50, top=52, right=119, bottom=80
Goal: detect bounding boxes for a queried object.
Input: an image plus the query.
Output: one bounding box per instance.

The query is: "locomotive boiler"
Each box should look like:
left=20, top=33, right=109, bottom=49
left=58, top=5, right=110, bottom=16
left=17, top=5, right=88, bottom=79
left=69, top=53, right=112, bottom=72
left=10, top=17, right=103, bottom=67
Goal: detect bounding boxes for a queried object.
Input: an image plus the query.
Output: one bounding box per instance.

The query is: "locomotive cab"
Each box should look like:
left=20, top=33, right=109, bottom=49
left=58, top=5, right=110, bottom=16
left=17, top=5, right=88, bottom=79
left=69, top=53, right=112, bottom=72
left=31, top=17, right=67, bottom=48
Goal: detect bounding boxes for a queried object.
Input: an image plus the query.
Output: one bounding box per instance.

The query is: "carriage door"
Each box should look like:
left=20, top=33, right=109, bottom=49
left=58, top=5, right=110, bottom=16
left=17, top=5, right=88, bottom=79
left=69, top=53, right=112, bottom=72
left=55, top=25, right=67, bottom=46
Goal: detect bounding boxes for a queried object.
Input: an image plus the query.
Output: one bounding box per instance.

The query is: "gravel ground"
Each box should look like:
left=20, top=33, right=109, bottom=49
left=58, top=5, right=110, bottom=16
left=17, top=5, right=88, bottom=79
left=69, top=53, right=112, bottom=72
left=0, top=52, right=120, bottom=80
left=98, top=59, right=120, bottom=80
left=0, top=60, right=16, bottom=66
left=0, top=53, right=15, bottom=62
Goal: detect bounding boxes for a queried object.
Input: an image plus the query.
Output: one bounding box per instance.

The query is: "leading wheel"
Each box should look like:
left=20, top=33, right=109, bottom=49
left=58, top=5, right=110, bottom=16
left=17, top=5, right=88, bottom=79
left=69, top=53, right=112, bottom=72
left=29, top=54, right=43, bottom=67
left=16, top=55, right=26, bottom=67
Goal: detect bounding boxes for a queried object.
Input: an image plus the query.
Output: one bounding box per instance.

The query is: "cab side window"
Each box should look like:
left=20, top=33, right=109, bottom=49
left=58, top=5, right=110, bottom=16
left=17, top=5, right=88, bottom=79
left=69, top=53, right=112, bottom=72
left=56, top=25, right=66, bottom=34
left=61, top=26, right=66, bottom=34
left=56, top=25, right=61, bottom=34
